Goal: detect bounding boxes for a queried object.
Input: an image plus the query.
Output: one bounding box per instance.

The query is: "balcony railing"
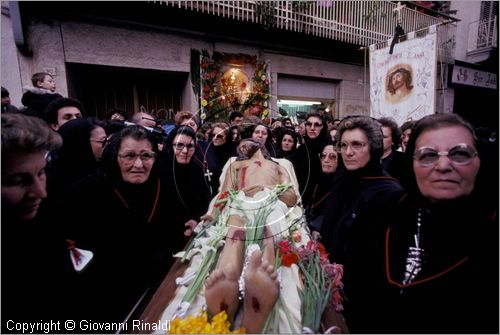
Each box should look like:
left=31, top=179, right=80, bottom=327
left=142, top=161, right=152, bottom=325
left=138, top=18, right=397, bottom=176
left=468, top=16, right=498, bottom=52
left=158, top=1, right=449, bottom=46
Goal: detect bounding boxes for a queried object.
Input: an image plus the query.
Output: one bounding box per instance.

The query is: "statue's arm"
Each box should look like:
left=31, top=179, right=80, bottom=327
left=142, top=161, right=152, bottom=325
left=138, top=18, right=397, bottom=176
left=278, top=165, right=298, bottom=207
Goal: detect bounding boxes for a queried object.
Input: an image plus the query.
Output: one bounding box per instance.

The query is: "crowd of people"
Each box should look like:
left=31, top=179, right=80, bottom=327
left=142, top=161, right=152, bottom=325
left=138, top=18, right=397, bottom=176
left=2, top=73, right=499, bottom=334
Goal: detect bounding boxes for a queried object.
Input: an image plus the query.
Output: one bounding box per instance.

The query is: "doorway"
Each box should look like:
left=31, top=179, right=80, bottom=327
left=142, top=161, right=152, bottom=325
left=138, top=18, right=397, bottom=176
left=66, top=63, right=187, bottom=120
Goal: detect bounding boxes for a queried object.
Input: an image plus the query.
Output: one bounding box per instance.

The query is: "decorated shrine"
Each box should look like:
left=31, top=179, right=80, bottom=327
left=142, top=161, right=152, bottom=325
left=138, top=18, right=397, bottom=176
left=191, top=50, right=271, bottom=123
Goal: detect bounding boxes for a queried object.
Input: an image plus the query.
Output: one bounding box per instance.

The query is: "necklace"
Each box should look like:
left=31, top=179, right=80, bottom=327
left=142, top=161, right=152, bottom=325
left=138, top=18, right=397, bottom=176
left=112, top=178, right=161, bottom=223
left=401, top=208, right=425, bottom=287
left=385, top=207, right=470, bottom=289
left=193, top=143, right=213, bottom=182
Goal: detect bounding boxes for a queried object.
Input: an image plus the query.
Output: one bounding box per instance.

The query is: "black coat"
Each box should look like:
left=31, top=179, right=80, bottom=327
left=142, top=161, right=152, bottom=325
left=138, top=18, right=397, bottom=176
left=381, top=149, right=406, bottom=183
left=21, top=88, right=62, bottom=120
left=1, top=215, right=76, bottom=331
left=46, top=118, right=101, bottom=203
left=160, top=157, right=211, bottom=225
left=57, top=172, right=185, bottom=327
left=290, top=136, right=325, bottom=207
left=320, top=164, right=404, bottom=333
left=385, top=195, right=499, bottom=333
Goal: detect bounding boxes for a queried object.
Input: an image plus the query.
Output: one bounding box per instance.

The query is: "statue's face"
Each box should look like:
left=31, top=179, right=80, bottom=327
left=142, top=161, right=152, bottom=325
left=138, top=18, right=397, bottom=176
left=237, top=139, right=261, bottom=159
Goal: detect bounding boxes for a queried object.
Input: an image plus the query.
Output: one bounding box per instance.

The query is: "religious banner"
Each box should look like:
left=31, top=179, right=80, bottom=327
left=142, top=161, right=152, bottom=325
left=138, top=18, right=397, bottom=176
left=369, top=25, right=438, bottom=125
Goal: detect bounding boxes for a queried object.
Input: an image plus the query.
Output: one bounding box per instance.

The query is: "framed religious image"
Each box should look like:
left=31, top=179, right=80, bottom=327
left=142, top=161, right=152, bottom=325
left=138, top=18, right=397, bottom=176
left=385, top=63, right=414, bottom=104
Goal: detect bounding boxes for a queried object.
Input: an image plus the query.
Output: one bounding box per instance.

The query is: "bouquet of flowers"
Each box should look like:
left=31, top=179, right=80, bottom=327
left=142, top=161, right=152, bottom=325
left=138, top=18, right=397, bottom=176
left=169, top=310, right=245, bottom=334
left=276, top=239, right=344, bottom=333
left=299, top=241, right=344, bottom=333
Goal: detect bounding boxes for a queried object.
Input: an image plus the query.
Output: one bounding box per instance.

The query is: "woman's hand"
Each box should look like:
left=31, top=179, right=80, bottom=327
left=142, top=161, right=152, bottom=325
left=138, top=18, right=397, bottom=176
left=184, top=219, right=199, bottom=237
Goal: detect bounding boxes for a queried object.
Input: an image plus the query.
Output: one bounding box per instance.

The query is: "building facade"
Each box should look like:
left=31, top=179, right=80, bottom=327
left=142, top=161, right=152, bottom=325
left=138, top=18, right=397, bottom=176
left=3, top=1, right=494, bottom=127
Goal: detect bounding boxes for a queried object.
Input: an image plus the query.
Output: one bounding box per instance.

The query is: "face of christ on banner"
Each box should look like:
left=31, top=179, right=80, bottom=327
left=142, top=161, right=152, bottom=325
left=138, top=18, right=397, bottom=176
left=385, top=64, right=414, bottom=104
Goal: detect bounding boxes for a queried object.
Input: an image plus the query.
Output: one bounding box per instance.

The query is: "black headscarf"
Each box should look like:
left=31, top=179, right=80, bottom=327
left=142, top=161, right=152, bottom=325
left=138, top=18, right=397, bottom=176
left=47, top=117, right=105, bottom=198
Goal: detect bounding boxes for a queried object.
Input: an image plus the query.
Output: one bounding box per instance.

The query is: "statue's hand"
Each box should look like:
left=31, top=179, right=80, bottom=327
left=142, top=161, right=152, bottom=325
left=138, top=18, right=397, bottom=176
left=242, top=185, right=265, bottom=197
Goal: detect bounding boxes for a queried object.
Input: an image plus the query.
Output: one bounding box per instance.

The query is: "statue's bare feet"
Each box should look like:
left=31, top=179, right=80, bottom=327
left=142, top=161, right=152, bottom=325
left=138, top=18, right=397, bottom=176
left=241, top=249, right=279, bottom=334
left=205, top=268, right=240, bottom=322
left=205, top=215, right=245, bottom=322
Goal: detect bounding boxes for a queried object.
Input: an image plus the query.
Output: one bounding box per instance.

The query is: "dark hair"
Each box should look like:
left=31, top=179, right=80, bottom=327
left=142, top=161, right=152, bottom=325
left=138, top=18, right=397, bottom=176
left=320, top=139, right=336, bottom=151
left=305, top=111, right=328, bottom=140
left=236, top=138, right=271, bottom=161
left=1, top=86, right=9, bottom=98
left=229, top=111, right=243, bottom=122
left=337, top=115, right=384, bottom=163
left=105, top=107, right=128, bottom=121
left=31, top=72, right=52, bottom=87
left=101, top=125, right=158, bottom=182
left=171, top=125, right=197, bottom=143
left=400, top=120, right=415, bottom=133
left=279, top=128, right=299, bottom=152
left=44, top=97, right=84, bottom=125
left=162, top=125, right=197, bottom=156
left=387, top=68, right=413, bottom=95
left=378, top=117, right=401, bottom=150
left=105, top=120, right=127, bottom=137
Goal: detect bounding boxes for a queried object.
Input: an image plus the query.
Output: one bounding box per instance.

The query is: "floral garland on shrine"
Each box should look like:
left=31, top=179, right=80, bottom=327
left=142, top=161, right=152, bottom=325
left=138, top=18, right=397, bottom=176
left=193, top=49, right=271, bottom=122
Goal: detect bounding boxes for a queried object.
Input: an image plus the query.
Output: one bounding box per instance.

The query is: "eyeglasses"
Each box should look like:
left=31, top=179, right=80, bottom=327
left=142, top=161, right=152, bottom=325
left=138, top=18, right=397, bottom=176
left=413, top=144, right=478, bottom=167
left=338, top=141, right=367, bottom=152
left=89, top=137, right=108, bottom=147
left=173, top=143, right=195, bottom=151
left=214, top=134, right=226, bottom=139
left=118, top=151, right=156, bottom=163
left=142, top=117, right=157, bottom=123
left=319, top=152, right=338, bottom=160
left=305, top=121, right=323, bottom=128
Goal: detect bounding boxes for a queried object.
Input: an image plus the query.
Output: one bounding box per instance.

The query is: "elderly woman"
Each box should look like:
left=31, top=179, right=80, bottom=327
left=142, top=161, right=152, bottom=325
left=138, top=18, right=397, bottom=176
left=385, top=114, right=498, bottom=333
left=320, top=115, right=404, bottom=333
left=59, top=125, right=182, bottom=325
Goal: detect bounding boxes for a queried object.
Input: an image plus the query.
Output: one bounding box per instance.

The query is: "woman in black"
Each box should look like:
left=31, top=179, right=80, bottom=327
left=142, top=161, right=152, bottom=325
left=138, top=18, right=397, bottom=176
left=159, top=125, right=211, bottom=238
left=385, top=114, right=498, bottom=333
left=290, top=111, right=329, bottom=208
left=60, top=125, right=184, bottom=328
left=46, top=117, right=108, bottom=200
left=1, top=114, right=73, bottom=330
left=320, top=116, right=404, bottom=333
left=306, top=139, right=339, bottom=238
left=278, top=127, right=299, bottom=160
